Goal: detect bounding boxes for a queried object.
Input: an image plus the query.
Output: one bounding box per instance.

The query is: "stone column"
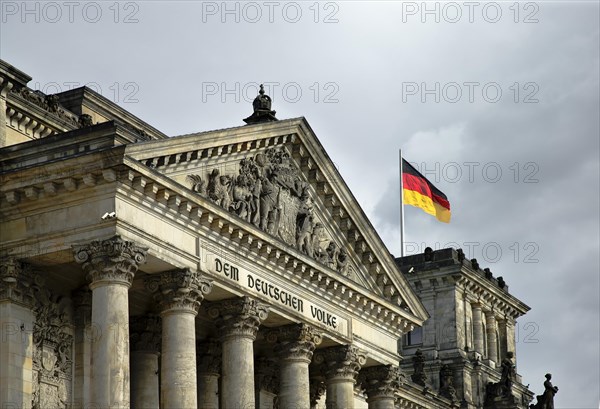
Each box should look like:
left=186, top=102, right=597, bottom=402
left=471, top=303, right=485, bottom=355
left=129, top=315, right=161, bottom=409
left=73, top=236, right=148, bottom=409
left=314, top=345, right=367, bottom=409
left=0, top=258, right=36, bottom=409
left=266, top=324, right=322, bottom=409
left=197, top=339, right=221, bottom=409
left=485, top=311, right=498, bottom=363
left=208, top=296, right=269, bottom=409
left=72, top=288, right=92, bottom=409
left=359, top=365, right=401, bottom=409
left=146, top=268, right=213, bottom=409
left=255, top=357, right=279, bottom=409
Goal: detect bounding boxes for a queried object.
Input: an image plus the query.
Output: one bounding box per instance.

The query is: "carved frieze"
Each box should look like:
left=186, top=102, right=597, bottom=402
left=145, top=268, right=212, bottom=314
left=186, top=147, right=352, bottom=278
left=207, top=296, right=269, bottom=340
left=73, top=235, right=148, bottom=287
left=10, top=86, right=79, bottom=127
left=313, top=345, right=367, bottom=381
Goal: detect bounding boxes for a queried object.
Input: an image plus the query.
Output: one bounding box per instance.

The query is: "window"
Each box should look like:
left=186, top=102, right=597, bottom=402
left=405, top=327, right=423, bottom=346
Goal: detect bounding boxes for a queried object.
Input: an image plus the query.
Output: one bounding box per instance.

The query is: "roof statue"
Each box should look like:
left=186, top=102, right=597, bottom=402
left=243, top=84, right=278, bottom=124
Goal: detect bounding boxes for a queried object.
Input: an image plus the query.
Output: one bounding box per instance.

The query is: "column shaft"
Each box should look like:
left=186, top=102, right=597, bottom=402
left=280, top=361, right=310, bottom=408
left=208, top=297, right=269, bottom=409
left=222, top=336, right=255, bottom=409
left=471, top=304, right=484, bottom=354
left=146, top=268, right=212, bottom=409
left=326, top=378, right=355, bottom=409
left=197, top=374, right=219, bottom=409
left=90, top=282, right=131, bottom=408
left=485, top=311, right=498, bottom=363
left=130, top=351, right=159, bottom=409
left=162, top=312, right=197, bottom=408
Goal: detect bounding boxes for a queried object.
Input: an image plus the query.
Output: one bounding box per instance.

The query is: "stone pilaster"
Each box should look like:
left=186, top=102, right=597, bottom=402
left=72, top=288, right=92, bottom=409
left=208, top=296, right=269, bottom=409
left=359, top=365, right=401, bottom=409
left=314, top=345, right=367, bottom=409
left=130, top=315, right=161, bottom=409
left=485, top=311, right=498, bottom=364
left=0, top=258, right=36, bottom=409
left=471, top=303, right=485, bottom=355
left=197, top=339, right=221, bottom=409
left=265, top=323, right=322, bottom=409
left=146, top=268, right=212, bottom=409
left=73, top=235, right=148, bottom=409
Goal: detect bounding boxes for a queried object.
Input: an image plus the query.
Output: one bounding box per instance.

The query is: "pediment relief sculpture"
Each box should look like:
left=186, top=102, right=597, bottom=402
left=186, top=147, right=353, bottom=279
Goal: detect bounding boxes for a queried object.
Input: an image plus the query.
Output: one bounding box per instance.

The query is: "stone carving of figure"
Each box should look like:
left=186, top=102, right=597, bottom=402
left=325, top=241, right=339, bottom=269
left=411, top=349, right=427, bottom=386
left=530, top=374, right=558, bottom=409
left=439, top=364, right=457, bottom=401
left=499, top=351, right=516, bottom=396
left=207, top=169, right=232, bottom=209
left=337, top=247, right=349, bottom=276
left=311, top=223, right=328, bottom=260
left=296, top=196, right=314, bottom=257
left=186, top=174, right=208, bottom=196
left=232, top=174, right=254, bottom=222
left=259, top=176, right=279, bottom=232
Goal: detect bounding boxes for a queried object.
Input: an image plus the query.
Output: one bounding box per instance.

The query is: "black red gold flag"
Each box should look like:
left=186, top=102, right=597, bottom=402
left=402, top=159, right=451, bottom=223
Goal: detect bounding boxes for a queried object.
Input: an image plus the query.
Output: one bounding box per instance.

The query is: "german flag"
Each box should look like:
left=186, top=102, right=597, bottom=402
left=402, top=159, right=451, bottom=223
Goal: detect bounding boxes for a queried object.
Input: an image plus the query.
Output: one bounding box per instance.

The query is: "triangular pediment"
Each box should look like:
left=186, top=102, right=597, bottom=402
left=125, top=118, right=428, bottom=322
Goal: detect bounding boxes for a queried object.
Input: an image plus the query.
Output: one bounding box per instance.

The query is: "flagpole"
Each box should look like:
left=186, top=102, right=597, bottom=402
left=399, top=149, right=405, bottom=257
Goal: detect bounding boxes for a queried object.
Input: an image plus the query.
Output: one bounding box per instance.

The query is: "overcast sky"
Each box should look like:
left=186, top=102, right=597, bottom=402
left=2, top=1, right=598, bottom=407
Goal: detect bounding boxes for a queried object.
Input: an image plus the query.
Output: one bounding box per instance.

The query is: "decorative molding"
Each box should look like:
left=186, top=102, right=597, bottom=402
left=73, top=235, right=148, bottom=288
left=207, top=296, right=269, bottom=341
left=145, top=268, right=212, bottom=314
left=313, top=345, right=367, bottom=381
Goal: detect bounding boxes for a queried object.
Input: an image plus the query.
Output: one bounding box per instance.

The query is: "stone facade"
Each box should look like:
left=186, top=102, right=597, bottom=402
left=1, top=59, right=535, bottom=409
left=397, top=248, right=535, bottom=409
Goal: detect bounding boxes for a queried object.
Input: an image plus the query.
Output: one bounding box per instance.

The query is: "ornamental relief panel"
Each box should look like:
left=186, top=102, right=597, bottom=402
left=32, top=286, right=73, bottom=409
left=185, top=147, right=356, bottom=280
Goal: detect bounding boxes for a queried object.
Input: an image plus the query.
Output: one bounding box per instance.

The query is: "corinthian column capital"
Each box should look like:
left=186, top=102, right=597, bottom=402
left=73, top=235, right=148, bottom=288
left=207, top=296, right=269, bottom=341
left=358, top=365, right=402, bottom=401
left=265, top=323, right=323, bottom=363
left=145, top=268, right=212, bottom=315
left=314, top=345, right=367, bottom=382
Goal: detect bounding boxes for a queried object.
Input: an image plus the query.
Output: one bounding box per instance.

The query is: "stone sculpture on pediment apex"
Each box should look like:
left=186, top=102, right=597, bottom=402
left=185, top=146, right=353, bottom=278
